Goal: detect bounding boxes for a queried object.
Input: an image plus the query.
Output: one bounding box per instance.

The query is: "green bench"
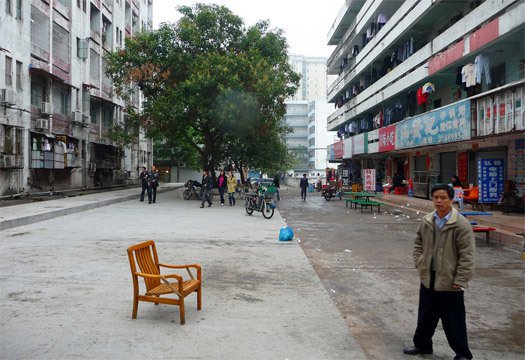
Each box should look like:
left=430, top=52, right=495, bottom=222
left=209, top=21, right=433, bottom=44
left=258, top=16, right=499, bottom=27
left=357, top=200, right=384, bottom=212
left=345, top=198, right=367, bottom=209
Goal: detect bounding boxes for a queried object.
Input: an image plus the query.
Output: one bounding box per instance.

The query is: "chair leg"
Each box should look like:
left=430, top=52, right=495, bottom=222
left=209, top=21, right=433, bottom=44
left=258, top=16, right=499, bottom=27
left=154, top=295, right=159, bottom=305
left=197, top=287, right=202, bottom=310
left=132, top=295, right=138, bottom=319
left=179, top=297, right=185, bottom=325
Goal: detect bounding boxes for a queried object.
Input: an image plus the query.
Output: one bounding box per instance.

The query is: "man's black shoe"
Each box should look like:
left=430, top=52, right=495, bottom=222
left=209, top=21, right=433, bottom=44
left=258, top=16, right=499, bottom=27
left=403, top=346, right=432, bottom=355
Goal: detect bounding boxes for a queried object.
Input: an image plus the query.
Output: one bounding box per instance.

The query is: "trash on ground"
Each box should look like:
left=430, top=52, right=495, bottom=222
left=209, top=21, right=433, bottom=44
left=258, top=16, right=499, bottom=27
left=344, top=249, right=351, bottom=253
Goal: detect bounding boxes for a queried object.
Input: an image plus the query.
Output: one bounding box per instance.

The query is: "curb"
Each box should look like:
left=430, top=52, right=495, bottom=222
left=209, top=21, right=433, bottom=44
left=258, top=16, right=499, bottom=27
left=0, top=187, right=176, bottom=231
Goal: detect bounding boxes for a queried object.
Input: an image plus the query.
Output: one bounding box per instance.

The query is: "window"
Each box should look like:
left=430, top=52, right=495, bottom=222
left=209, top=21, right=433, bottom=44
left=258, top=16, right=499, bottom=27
left=16, top=61, right=22, bottom=90
left=15, top=0, right=21, bottom=19
left=6, top=0, right=11, bottom=15
left=5, top=56, right=12, bottom=87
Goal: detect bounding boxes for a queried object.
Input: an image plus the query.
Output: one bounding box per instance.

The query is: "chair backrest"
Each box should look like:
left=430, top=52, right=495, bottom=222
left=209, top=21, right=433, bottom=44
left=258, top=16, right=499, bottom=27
left=127, top=240, right=161, bottom=291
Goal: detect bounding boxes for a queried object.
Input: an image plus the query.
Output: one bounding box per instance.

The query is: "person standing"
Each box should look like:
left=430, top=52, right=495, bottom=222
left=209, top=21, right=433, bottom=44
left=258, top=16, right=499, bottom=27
left=227, top=170, right=237, bottom=206
left=217, top=170, right=227, bottom=206
left=452, top=175, right=462, bottom=187
left=404, top=184, right=475, bottom=360
left=149, top=165, right=159, bottom=203
left=299, top=174, right=308, bottom=201
left=200, top=170, right=213, bottom=208
left=139, top=167, right=152, bottom=203
left=272, top=174, right=281, bottom=201
left=316, top=173, right=322, bottom=192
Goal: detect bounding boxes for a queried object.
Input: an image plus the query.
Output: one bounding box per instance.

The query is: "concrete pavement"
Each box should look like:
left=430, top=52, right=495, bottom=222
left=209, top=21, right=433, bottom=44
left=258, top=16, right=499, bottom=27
left=0, top=188, right=366, bottom=359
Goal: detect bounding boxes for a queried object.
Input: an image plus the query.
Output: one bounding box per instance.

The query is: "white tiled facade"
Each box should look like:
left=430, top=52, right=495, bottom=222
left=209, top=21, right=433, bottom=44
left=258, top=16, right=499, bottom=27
left=0, top=0, right=152, bottom=195
left=326, top=0, right=524, bottom=198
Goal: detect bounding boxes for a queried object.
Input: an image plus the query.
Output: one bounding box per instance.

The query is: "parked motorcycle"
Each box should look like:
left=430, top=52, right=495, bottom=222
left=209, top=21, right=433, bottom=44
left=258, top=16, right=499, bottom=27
left=183, top=180, right=214, bottom=201
left=245, top=185, right=276, bottom=219
left=322, top=183, right=342, bottom=201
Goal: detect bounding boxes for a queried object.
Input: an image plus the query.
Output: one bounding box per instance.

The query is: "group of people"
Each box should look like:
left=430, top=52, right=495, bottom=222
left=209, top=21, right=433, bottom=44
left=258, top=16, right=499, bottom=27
left=199, top=170, right=281, bottom=208
left=139, top=166, right=160, bottom=204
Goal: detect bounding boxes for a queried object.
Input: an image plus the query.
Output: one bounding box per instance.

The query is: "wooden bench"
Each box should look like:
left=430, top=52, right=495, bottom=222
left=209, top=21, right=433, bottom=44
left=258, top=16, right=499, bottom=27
left=473, top=226, right=496, bottom=244
left=357, top=200, right=384, bottom=213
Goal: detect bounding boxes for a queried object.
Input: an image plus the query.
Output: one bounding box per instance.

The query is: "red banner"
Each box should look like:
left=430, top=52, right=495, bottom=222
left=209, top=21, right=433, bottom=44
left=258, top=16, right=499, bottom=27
left=334, top=140, right=343, bottom=159
left=378, top=124, right=396, bottom=152
left=457, top=152, right=468, bottom=185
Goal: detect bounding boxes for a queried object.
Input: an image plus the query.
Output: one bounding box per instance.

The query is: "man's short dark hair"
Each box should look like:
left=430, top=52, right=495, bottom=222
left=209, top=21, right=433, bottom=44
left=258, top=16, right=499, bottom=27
left=431, top=184, right=454, bottom=199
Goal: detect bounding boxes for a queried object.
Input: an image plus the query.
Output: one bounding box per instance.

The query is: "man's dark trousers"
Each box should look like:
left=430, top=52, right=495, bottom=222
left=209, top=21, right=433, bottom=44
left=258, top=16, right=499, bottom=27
left=301, top=188, right=307, bottom=200
left=140, top=185, right=152, bottom=203
left=413, top=272, right=472, bottom=359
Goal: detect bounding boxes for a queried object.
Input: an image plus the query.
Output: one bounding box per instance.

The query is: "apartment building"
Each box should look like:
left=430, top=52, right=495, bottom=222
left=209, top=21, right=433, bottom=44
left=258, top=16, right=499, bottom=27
left=326, top=0, right=524, bottom=199
left=285, top=54, right=336, bottom=174
left=0, top=0, right=153, bottom=196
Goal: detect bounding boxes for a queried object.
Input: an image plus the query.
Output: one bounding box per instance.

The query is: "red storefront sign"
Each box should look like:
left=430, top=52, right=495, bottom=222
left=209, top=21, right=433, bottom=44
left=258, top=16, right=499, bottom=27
left=364, top=169, right=376, bottom=192
left=457, top=152, right=468, bottom=185
left=379, top=124, right=396, bottom=152
left=334, top=140, right=343, bottom=159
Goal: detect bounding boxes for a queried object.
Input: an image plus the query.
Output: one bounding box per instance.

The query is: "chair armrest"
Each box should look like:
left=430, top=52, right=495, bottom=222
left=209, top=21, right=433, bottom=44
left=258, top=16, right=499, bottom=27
left=158, top=263, right=201, bottom=280
left=135, top=272, right=183, bottom=282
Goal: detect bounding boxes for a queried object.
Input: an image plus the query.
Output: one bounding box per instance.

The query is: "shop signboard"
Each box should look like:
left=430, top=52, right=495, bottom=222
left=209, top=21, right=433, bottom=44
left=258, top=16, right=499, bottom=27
left=328, top=144, right=334, bottom=161
left=334, top=140, right=343, bottom=159
left=363, top=169, right=376, bottom=192
left=367, top=129, right=379, bottom=153
left=343, top=137, right=352, bottom=159
left=396, top=99, right=471, bottom=149
left=353, top=133, right=366, bottom=155
left=378, top=124, right=396, bottom=152
left=478, top=158, right=504, bottom=203
left=515, top=139, right=525, bottom=197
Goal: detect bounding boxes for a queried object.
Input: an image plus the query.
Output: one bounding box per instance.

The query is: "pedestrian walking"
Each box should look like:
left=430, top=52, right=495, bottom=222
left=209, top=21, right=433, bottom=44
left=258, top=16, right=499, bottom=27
left=139, top=167, right=152, bottom=203
left=227, top=170, right=237, bottom=206
left=149, top=165, right=159, bottom=203
left=300, top=174, right=308, bottom=201
left=272, top=174, right=281, bottom=201
left=316, top=173, right=322, bottom=192
left=404, top=184, right=475, bottom=360
left=217, top=170, right=227, bottom=206
left=200, top=170, right=213, bottom=208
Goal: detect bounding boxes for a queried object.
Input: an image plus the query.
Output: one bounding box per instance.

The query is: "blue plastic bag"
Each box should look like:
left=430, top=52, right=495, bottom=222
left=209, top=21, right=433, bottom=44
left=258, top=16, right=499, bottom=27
left=279, top=226, right=294, bottom=241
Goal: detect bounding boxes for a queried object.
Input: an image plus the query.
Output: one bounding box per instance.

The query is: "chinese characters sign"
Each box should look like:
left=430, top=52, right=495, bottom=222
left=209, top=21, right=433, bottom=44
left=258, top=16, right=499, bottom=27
left=363, top=169, right=376, bottom=192
left=334, top=140, right=343, bottom=159
left=378, top=124, right=396, bottom=152
left=478, top=158, right=504, bottom=203
left=396, top=100, right=471, bottom=149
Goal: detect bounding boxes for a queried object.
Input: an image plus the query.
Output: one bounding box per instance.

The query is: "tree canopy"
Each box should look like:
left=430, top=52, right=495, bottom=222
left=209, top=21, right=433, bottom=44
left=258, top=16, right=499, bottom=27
left=105, top=3, right=300, bottom=176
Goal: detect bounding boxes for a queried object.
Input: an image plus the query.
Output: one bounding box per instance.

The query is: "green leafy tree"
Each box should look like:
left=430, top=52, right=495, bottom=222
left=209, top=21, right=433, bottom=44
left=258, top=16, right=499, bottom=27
left=105, top=3, right=299, bottom=179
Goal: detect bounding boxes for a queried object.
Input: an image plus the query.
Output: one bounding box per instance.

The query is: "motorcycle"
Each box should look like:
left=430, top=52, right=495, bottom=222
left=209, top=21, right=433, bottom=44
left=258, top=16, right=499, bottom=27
left=322, top=183, right=342, bottom=201
left=183, top=180, right=214, bottom=201
left=245, top=185, right=276, bottom=219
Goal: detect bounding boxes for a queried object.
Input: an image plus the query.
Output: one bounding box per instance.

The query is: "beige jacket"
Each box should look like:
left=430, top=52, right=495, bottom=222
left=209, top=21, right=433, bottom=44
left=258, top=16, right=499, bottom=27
left=413, top=207, right=475, bottom=291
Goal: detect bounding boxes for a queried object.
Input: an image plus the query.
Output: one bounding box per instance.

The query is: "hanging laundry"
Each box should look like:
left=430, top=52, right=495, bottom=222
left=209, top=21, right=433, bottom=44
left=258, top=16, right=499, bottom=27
left=422, top=82, right=435, bottom=94
left=461, top=63, right=476, bottom=87
left=474, top=54, right=491, bottom=84
left=377, top=13, right=388, bottom=31
left=416, top=87, right=428, bottom=106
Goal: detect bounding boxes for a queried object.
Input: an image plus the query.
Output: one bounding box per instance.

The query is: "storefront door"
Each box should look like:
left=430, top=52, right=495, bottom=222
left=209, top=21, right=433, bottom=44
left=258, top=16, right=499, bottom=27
left=440, top=152, right=457, bottom=184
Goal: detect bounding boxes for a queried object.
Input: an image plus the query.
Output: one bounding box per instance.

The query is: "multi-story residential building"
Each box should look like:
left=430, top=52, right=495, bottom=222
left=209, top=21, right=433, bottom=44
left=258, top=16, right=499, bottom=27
left=283, top=100, right=309, bottom=172
left=326, top=0, right=524, bottom=199
left=308, top=100, right=333, bottom=171
left=285, top=55, right=336, bottom=174
left=0, top=0, right=153, bottom=196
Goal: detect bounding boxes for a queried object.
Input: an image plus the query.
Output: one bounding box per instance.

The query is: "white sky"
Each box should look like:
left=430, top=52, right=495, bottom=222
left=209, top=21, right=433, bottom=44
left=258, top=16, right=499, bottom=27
left=152, top=0, right=343, bottom=58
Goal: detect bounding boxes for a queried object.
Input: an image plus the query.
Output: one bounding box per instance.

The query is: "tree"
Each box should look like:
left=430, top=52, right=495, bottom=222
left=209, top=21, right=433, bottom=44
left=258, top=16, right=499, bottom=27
left=105, top=3, right=300, bottom=179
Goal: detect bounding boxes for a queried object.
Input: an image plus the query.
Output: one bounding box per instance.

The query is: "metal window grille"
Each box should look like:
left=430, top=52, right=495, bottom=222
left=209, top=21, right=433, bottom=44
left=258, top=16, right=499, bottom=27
left=5, top=56, right=12, bottom=87
left=90, top=49, right=100, bottom=83
left=16, top=61, right=22, bottom=90
left=31, top=5, right=50, bottom=53
left=52, top=23, right=71, bottom=65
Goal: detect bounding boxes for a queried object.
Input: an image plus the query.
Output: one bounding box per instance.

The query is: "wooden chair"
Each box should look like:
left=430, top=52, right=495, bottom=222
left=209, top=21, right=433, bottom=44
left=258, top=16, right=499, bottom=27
left=127, top=240, right=202, bottom=324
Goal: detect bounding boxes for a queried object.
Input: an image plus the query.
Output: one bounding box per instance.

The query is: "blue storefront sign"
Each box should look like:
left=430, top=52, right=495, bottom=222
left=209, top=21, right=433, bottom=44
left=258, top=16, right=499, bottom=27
left=478, top=158, right=504, bottom=203
left=396, top=100, right=471, bottom=149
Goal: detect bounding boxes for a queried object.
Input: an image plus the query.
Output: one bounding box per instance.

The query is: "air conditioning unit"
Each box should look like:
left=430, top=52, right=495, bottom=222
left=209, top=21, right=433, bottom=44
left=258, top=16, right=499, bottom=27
left=72, top=111, right=82, bottom=122
left=35, top=118, right=50, bottom=130
left=82, top=115, right=91, bottom=123
left=4, top=155, right=15, bottom=167
left=0, top=89, right=16, bottom=105
left=41, top=102, right=53, bottom=115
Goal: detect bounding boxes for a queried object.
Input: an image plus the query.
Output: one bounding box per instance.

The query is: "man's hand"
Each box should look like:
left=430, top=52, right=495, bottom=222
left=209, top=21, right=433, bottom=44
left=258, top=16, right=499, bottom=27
left=452, top=284, right=465, bottom=290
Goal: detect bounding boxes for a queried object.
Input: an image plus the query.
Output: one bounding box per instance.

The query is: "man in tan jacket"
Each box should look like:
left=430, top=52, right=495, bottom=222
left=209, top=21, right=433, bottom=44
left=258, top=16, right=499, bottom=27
left=404, top=184, right=475, bottom=360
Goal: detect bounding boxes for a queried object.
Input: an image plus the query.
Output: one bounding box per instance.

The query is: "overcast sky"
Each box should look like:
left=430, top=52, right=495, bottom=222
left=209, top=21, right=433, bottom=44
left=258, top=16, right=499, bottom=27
left=152, top=0, right=343, bottom=58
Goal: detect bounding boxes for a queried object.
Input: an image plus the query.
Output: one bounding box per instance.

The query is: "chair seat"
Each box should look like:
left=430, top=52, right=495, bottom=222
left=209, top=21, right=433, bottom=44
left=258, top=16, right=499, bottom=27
left=146, top=279, right=200, bottom=296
